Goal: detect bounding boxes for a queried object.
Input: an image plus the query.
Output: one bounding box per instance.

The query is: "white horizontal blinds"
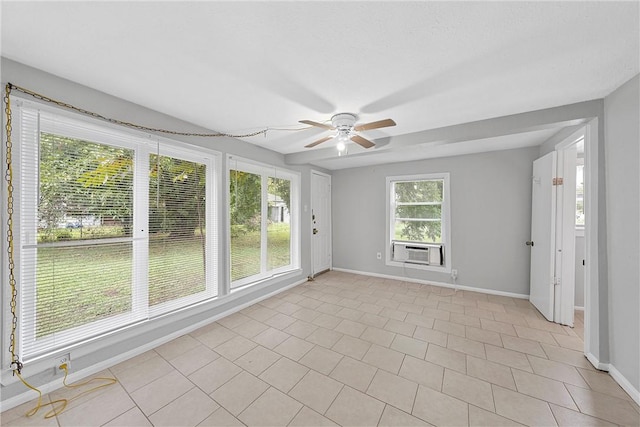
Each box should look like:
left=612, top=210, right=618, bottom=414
left=20, top=106, right=140, bottom=359
left=148, top=148, right=211, bottom=311
left=229, top=166, right=262, bottom=283
left=393, top=179, right=444, bottom=243
left=267, top=176, right=291, bottom=270
left=16, top=100, right=218, bottom=360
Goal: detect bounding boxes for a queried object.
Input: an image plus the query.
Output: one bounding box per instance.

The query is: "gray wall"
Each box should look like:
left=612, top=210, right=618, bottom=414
left=0, top=58, right=318, bottom=402
left=604, top=74, right=640, bottom=393
left=332, top=147, right=539, bottom=295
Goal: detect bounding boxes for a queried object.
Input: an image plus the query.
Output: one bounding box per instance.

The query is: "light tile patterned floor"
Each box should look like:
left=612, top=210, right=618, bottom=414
left=3, top=271, right=639, bottom=426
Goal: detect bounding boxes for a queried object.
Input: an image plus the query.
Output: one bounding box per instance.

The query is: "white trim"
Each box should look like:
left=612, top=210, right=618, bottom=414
left=332, top=268, right=529, bottom=299
left=609, top=364, right=640, bottom=406
left=574, top=306, right=585, bottom=311
left=0, top=277, right=306, bottom=411
left=583, top=118, right=600, bottom=365
left=586, top=352, right=610, bottom=371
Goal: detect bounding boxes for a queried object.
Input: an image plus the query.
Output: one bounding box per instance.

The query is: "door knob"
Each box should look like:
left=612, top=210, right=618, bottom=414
left=526, top=241, right=534, bottom=246
left=313, top=228, right=318, bottom=235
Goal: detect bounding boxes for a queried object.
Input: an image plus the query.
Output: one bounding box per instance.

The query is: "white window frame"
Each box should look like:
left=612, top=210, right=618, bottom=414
left=227, top=155, right=300, bottom=289
left=386, top=173, right=452, bottom=273
left=146, top=142, right=218, bottom=317
left=4, top=96, right=219, bottom=364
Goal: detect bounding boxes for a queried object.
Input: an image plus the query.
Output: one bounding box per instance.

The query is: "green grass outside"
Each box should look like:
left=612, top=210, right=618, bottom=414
left=230, top=223, right=291, bottom=281
left=36, top=223, right=290, bottom=337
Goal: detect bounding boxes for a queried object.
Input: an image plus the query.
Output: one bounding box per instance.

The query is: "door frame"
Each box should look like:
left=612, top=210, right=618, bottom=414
left=581, top=118, right=602, bottom=367
left=554, top=129, right=583, bottom=326
left=553, top=119, right=600, bottom=365
left=310, top=170, right=332, bottom=277
left=536, top=118, right=600, bottom=367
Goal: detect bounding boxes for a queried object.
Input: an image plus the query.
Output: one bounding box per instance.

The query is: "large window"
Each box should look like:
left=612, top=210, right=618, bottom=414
left=229, top=156, right=299, bottom=288
left=14, top=100, right=217, bottom=360
left=387, top=173, right=451, bottom=270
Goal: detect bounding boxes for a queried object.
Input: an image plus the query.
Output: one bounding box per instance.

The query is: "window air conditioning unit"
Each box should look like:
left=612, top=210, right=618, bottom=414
left=391, top=241, right=444, bottom=266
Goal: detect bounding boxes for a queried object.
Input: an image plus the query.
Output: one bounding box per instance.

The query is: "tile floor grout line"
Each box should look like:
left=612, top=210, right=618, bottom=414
left=107, top=366, right=157, bottom=427
left=8, top=272, right=636, bottom=426
left=232, top=379, right=273, bottom=423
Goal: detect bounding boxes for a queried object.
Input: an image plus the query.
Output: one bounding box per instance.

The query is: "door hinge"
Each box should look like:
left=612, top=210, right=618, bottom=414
left=552, top=177, right=564, bottom=186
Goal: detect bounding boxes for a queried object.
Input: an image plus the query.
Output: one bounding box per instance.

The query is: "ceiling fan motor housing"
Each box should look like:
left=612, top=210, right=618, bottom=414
left=331, top=113, right=357, bottom=133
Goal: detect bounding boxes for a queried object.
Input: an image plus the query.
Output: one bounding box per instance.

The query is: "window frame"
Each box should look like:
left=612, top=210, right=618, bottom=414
left=386, top=173, right=452, bottom=273
left=5, top=96, right=220, bottom=363
left=226, top=155, right=301, bottom=290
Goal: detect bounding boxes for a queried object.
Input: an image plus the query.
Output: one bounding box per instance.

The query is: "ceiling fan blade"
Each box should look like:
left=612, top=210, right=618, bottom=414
left=299, top=120, right=335, bottom=130
left=351, top=135, right=375, bottom=149
left=354, top=118, right=396, bottom=132
left=305, top=135, right=333, bottom=148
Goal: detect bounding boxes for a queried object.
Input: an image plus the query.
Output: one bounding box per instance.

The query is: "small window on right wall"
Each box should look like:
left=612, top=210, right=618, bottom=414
left=576, top=161, right=585, bottom=229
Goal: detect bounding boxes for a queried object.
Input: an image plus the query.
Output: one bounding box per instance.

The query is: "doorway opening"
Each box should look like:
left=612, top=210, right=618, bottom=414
left=554, top=130, right=585, bottom=329
left=529, top=122, right=594, bottom=347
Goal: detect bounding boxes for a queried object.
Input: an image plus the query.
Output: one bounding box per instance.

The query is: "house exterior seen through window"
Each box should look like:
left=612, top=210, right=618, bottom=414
left=13, top=99, right=217, bottom=361
left=228, top=156, right=300, bottom=289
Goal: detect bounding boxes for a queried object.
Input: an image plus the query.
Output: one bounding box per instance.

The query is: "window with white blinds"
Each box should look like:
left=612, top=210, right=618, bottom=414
left=14, top=100, right=217, bottom=360
left=148, top=147, right=214, bottom=315
left=228, top=156, right=300, bottom=288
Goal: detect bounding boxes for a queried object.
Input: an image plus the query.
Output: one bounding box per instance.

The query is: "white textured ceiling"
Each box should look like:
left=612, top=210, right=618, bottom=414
left=2, top=1, right=638, bottom=169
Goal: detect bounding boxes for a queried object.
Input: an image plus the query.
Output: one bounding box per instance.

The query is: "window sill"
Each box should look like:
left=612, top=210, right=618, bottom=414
left=387, top=260, right=451, bottom=274
left=230, top=268, right=302, bottom=293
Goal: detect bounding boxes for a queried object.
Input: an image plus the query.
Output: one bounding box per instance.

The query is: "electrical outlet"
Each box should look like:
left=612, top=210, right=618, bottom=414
left=54, top=353, right=71, bottom=374
left=451, top=269, right=458, bottom=279
left=376, top=252, right=382, bottom=260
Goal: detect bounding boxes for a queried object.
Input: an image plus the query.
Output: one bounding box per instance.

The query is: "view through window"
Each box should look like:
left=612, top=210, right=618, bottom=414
left=17, top=102, right=217, bottom=359
left=229, top=157, right=299, bottom=288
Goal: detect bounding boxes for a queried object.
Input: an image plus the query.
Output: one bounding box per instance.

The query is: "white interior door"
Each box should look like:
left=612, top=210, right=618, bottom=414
left=529, top=152, right=557, bottom=321
left=311, top=171, right=331, bottom=276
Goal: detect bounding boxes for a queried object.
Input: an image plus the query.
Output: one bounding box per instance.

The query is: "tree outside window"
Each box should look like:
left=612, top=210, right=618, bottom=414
left=392, top=179, right=443, bottom=243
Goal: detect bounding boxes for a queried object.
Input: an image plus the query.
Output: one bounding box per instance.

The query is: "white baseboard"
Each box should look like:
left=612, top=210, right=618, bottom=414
left=574, top=306, right=585, bottom=311
left=332, top=268, right=529, bottom=299
left=0, top=278, right=305, bottom=413
left=585, top=352, right=610, bottom=371
left=609, top=364, right=640, bottom=406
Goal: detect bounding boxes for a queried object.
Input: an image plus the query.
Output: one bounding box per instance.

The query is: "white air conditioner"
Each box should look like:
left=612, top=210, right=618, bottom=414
left=392, top=241, right=444, bottom=266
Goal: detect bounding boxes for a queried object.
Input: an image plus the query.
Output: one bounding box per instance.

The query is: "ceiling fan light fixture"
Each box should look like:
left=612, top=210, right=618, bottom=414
left=336, top=132, right=349, bottom=155
left=301, top=112, right=395, bottom=150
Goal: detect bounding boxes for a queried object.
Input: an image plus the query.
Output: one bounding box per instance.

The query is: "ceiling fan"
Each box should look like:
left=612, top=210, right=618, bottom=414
left=300, top=113, right=396, bottom=150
